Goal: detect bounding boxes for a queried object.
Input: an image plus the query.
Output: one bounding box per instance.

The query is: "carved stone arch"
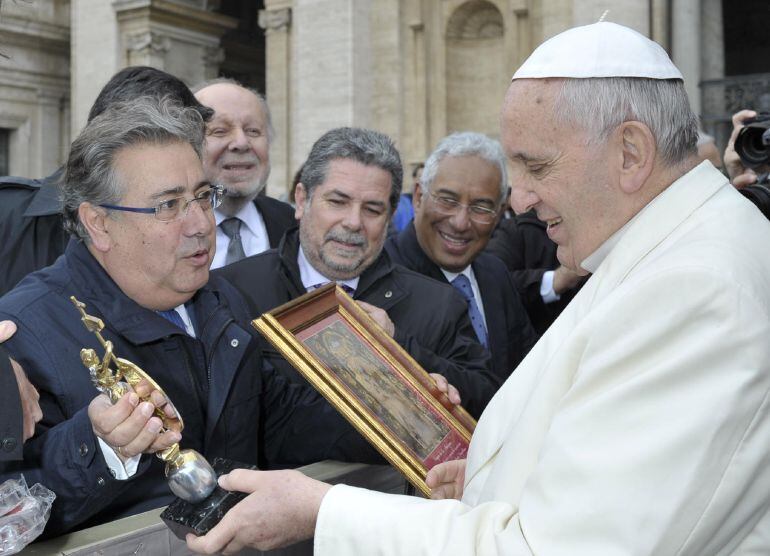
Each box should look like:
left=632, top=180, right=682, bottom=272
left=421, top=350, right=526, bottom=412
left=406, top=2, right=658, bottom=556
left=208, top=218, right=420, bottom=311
left=446, top=0, right=504, bottom=40
left=445, top=1, right=506, bottom=137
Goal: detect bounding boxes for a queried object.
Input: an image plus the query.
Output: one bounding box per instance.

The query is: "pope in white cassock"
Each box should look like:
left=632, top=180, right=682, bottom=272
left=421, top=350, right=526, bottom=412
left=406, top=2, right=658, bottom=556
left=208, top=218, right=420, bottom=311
left=188, top=22, right=770, bottom=556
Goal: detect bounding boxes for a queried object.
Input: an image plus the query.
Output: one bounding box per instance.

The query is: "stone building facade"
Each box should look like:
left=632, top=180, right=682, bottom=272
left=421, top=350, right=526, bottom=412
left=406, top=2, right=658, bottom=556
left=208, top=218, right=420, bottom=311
left=0, top=0, right=767, bottom=196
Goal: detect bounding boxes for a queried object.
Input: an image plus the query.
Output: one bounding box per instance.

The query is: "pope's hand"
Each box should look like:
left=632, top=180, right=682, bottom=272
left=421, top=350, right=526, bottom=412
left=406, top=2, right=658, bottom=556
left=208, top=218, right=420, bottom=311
left=186, top=469, right=331, bottom=554
left=426, top=458, right=467, bottom=500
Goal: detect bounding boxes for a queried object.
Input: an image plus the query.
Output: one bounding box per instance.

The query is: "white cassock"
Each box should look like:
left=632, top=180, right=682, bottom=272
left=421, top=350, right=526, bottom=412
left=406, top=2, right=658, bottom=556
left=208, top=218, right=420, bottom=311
left=314, top=161, right=770, bottom=555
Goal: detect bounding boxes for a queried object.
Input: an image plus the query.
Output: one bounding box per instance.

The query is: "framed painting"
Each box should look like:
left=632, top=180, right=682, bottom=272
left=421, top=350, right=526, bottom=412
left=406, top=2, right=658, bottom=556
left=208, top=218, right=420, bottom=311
left=253, top=283, right=476, bottom=496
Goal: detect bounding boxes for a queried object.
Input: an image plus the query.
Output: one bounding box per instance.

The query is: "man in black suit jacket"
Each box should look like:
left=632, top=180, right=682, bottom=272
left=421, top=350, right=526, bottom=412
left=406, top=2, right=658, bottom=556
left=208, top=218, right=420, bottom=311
left=485, top=211, right=584, bottom=335
left=217, top=127, right=499, bottom=418
left=386, top=132, right=537, bottom=383
left=194, top=80, right=296, bottom=268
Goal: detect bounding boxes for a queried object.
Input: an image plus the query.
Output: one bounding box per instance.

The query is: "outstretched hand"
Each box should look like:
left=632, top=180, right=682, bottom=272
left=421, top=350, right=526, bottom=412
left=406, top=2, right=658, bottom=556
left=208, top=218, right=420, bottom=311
left=186, top=469, right=331, bottom=554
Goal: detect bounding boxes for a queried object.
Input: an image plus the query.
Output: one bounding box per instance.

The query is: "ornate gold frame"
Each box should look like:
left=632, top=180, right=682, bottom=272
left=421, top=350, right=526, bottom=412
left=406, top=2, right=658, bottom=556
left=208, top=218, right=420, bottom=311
left=253, top=283, right=476, bottom=496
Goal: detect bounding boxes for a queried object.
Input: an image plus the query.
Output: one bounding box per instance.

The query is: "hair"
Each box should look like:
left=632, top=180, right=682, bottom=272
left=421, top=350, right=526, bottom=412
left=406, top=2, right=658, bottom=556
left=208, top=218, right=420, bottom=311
left=299, top=127, right=403, bottom=212
left=421, top=132, right=508, bottom=205
left=191, top=77, right=274, bottom=143
left=412, top=162, right=425, bottom=179
left=62, top=96, right=206, bottom=241
left=553, top=77, right=698, bottom=167
left=88, top=66, right=213, bottom=123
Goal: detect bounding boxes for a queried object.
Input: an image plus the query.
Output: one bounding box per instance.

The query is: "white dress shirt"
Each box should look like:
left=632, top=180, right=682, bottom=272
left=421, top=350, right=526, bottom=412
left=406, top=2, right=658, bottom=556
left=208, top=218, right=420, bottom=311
left=211, top=202, right=270, bottom=269
left=297, top=246, right=360, bottom=293
left=99, top=304, right=194, bottom=479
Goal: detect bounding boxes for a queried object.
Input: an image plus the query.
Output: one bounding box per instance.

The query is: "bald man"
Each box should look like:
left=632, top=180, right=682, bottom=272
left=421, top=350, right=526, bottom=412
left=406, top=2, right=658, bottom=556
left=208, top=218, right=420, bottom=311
left=193, top=79, right=295, bottom=268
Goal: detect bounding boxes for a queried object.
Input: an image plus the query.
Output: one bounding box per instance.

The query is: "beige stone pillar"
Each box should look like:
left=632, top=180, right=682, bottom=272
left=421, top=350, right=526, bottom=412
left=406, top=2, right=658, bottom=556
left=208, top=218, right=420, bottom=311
left=70, top=0, right=237, bottom=135
left=259, top=1, right=292, bottom=198
left=71, top=0, right=120, bottom=140
left=290, top=0, right=374, bottom=176
left=672, top=0, right=701, bottom=115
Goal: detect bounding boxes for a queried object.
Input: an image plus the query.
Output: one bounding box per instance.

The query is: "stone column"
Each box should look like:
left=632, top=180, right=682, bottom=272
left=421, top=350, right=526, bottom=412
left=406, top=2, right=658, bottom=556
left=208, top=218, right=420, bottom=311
left=290, top=0, right=374, bottom=176
left=672, top=0, right=701, bottom=115
left=259, top=1, right=292, bottom=198
left=71, top=0, right=120, bottom=139
left=70, top=0, right=237, bottom=135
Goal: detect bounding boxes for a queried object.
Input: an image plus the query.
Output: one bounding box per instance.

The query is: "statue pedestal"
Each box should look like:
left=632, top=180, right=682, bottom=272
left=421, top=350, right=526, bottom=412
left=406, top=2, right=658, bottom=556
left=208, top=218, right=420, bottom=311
left=161, top=457, right=257, bottom=540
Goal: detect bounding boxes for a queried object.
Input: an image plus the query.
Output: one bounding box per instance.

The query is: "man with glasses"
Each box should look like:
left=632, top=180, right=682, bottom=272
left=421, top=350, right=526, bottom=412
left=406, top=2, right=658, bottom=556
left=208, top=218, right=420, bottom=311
left=386, top=132, right=537, bottom=383
left=0, top=99, right=378, bottom=537
left=218, top=127, right=499, bottom=419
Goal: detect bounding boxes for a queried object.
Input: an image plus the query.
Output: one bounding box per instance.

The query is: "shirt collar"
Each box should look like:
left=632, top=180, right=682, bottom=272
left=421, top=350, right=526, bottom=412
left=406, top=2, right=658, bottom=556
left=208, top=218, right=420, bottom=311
left=440, top=265, right=474, bottom=285
left=297, top=245, right=360, bottom=292
left=579, top=196, right=649, bottom=274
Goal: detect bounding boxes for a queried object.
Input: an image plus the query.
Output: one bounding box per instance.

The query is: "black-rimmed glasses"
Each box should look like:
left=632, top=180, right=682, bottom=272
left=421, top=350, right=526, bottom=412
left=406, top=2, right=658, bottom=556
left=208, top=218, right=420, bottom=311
left=100, top=185, right=224, bottom=222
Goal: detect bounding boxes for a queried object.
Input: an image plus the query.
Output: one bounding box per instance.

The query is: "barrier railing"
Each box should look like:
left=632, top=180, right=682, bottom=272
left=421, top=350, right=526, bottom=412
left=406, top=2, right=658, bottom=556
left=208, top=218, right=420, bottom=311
left=23, top=461, right=406, bottom=555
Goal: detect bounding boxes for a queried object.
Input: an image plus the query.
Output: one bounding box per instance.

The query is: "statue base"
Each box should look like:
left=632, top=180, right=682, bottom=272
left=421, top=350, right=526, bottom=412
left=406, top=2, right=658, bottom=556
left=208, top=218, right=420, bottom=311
left=161, top=457, right=257, bottom=540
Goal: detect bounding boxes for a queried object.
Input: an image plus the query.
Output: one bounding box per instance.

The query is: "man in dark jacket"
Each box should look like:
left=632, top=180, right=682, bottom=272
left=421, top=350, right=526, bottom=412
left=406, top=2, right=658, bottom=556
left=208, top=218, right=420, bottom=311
left=194, top=79, right=296, bottom=268
left=0, top=66, right=215, bottom=297
left=485, top=211, right=584, bottom=334
left=386, top=132, right=537, bottom=383
left=0, top=99, right=375, bottom=537
left=218, top=127, right=498, bottom=419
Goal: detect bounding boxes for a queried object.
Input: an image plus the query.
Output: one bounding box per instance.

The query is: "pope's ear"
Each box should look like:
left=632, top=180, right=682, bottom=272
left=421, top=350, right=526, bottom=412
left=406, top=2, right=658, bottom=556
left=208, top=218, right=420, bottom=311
left=78, top=202, right=111, bottom=252
left=617, top=120, right=656, bottom=194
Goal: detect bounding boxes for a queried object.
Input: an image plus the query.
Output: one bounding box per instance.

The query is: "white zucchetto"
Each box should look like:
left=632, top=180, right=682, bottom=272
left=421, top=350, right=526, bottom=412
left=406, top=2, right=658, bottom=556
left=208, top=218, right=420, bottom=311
left=512, top=22, right=683, bottom=81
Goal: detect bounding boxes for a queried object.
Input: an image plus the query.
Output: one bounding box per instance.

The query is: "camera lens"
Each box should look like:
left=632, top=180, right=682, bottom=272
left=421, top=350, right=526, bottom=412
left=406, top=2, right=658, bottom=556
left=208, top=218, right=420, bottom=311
left=735, top=119, right=770, bottom=169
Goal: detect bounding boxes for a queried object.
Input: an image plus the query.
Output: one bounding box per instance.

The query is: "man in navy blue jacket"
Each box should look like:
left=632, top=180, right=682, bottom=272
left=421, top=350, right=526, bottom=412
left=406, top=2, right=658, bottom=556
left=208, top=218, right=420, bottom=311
left=0, top=97, right=375, bottom=537
left=386, top=132, right=537, bottom=383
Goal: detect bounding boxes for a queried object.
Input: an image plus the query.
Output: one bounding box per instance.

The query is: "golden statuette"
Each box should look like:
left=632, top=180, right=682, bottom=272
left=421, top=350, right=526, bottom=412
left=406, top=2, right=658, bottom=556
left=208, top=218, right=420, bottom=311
left=70, top=296, right=216, bottom=502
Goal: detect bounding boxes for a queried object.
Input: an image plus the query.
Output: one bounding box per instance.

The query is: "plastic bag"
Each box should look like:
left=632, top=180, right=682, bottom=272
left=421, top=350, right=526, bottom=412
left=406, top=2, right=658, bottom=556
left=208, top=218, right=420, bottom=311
left=0, top=475, right=55, bottom=554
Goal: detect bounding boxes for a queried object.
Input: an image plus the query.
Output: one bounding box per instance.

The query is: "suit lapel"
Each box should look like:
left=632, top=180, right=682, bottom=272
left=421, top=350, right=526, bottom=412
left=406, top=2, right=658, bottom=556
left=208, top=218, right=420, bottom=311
left=472, top=257, right=504, bottom=358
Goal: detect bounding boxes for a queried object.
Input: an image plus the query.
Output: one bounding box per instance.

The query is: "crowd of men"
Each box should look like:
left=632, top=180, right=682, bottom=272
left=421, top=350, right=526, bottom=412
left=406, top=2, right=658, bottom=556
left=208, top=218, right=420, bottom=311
left=0, top=20, right=769, bottom=555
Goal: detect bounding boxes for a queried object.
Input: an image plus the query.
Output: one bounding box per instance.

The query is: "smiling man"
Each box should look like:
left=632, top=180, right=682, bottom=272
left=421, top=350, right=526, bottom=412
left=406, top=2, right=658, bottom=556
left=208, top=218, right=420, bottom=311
left=386, top=132, right=537, bottom=382
left=218, top=127, right=499, bottom=419
left=0, top=99, right=381, bottom=537
left=187, top=22, right=770, bottom=556
left=193, top=79, right=295, bottom=268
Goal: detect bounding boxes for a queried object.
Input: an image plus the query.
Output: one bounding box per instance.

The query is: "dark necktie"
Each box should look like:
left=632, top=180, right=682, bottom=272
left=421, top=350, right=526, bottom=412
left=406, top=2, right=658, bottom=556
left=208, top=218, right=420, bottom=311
left=157, top=308, right=187, bottom=332
left=451, top=274, right=488, bottom=348
left=310, top=282, right=355, bottom=296
left=220, top=218, right=246, bottom=265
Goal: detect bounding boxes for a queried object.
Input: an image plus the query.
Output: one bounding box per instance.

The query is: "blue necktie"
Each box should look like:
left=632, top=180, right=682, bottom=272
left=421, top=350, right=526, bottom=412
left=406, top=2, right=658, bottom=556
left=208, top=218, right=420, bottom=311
left=451, top=274, right=488, bottom=348
left=157, top=308, right=187, bottom=332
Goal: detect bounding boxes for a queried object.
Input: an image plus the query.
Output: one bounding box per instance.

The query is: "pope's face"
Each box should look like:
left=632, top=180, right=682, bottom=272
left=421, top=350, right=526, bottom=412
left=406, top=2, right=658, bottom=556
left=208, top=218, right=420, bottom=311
left=502, top=79, right=615, bottom=273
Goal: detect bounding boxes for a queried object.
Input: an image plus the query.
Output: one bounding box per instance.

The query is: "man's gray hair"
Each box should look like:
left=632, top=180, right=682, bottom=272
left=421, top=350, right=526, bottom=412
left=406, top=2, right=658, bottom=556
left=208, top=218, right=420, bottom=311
left=554, top=78, right=698, bottom=167
left=421, top=132, right=508, bottom=205
left=62, top=96, right=205, bottom=241
left=300, top=127, right=403, bottom=212
left=191, top=77, right=274, bottom=143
